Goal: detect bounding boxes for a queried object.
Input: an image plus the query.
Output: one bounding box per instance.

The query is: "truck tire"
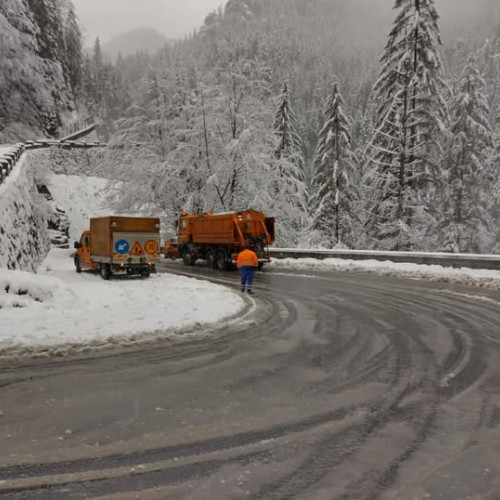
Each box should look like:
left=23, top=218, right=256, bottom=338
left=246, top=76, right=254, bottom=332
left=100, top=263, right=111, bottom=280
left=182, top=250, right=194, bottom=266
left=216, top=250, right=227, bottom=271
left=206, top=249, right=217, bottom=269
left=74, top=256, right=81, bottom=273
left=141, top=267, right=151, bottom=278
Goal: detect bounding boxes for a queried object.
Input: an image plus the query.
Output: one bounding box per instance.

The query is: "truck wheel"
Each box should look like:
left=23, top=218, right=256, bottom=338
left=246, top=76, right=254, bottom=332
left=74, top=256, right=81, bottom=273
left=100, top=264, right=111, bottom=280
left=206, top=249, right=217, bottom=269
left=216, top=251, right=227, bottom=271
left=183, top=251, right=194, bottom=266
left=141, top=268, right=151, bottom=278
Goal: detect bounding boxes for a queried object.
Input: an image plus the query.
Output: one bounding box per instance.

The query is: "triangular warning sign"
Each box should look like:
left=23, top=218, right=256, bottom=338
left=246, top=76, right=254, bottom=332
left=130, top=241, right=144, bottom=256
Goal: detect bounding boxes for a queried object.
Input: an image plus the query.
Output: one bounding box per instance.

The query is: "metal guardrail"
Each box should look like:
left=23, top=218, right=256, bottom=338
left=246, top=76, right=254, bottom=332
left=0, top=139, right=107, bottom=186
left=59, top=116, right=95, bottom=141
left=269, top=248, right=500, bottom=271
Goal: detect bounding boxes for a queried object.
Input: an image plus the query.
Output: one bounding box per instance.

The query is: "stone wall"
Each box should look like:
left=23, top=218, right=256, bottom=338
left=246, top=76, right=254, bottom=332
left=0, top=152, right=51, bottom=271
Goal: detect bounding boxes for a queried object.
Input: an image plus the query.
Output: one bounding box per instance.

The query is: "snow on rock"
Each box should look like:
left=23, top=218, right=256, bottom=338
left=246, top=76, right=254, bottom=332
left=46, top=174, right=110, bottom=241
left=269, top=257, right=500, bottom=290
left=0, top=249, right=245, bottom=353
left=0, top=153, right=50, bottom=271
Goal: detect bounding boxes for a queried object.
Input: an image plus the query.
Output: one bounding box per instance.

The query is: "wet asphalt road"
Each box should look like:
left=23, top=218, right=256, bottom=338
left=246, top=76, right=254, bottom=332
left=1, top=264, right=500, bottom=499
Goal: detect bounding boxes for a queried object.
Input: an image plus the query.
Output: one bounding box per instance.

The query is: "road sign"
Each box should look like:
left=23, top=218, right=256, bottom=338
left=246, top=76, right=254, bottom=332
left=115, top=239, right=130, bottom=255
left=130, top=241, right=144, bottom=256
left=144, top=240, right=159, bottom=255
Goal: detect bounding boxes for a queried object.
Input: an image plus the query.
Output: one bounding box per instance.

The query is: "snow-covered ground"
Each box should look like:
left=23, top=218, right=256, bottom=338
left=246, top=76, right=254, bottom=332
left=269, top=257, right=500, bottom=290
left=0, top=248, right=245, bottom=353
left=0, top=172, right=245, bottom=355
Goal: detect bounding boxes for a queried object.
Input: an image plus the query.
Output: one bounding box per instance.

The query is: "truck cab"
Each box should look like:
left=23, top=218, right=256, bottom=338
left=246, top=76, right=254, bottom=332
left=74, top=230, right=95, bottom=271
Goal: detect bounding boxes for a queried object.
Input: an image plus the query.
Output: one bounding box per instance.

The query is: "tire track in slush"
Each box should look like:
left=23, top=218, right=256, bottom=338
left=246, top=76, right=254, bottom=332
left=248, top=275, right=493, bottom=500
left=0, top=268, right=499, bottom=499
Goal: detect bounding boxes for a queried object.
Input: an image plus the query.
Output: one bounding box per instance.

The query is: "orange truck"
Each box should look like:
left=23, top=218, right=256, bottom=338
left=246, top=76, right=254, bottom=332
left=74, top=216, right=161, bottom=279
left=177, top=210, right=275, bottom=270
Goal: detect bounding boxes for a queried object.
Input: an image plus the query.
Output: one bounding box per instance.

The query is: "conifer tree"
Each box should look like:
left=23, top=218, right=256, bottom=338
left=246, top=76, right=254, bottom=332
left=63, top=3, right=82, bottom=92
left=366, top=0, right=447, bottom=250
left=483, top=27, right=500, bottom=130
left=312, top=82, right=358, bottom=247
left=271, top=82, right=307, bottom=242
left=440, top=55, right=494, bottom=252
left=273, top=82, right=304, bottom=171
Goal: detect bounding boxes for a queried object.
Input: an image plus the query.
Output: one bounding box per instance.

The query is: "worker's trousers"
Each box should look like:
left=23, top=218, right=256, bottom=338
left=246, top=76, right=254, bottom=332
left=240, top=266, right=255, bottom=291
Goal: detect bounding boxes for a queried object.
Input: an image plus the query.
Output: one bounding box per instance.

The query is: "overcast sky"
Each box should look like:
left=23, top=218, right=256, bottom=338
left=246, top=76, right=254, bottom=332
left=72, top=0, right=225, bottom=44
left=73, top=0, right=499, bottom=46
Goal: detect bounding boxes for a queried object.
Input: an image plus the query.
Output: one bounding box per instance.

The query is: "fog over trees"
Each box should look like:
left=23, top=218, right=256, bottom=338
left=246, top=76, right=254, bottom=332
left=1, top=0, right=499, bottom=251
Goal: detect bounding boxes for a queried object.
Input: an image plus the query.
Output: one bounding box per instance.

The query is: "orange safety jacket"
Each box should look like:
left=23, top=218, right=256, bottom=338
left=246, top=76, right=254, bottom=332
left=237, top=249, right=259, bottom=268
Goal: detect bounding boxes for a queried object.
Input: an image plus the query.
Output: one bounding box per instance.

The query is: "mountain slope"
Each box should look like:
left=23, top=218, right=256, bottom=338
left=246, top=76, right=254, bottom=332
left=0, top=0, right=76, bottom=142
left=103, top=28, right=168, bottom=61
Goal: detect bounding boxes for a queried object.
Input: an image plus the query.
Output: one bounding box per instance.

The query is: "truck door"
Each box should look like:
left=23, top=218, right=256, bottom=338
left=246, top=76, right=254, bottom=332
left=79, top=232, right=92, bottom=269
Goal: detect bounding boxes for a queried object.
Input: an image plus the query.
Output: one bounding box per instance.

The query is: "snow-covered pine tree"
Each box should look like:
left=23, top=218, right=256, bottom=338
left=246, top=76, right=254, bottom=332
left=365, top=0, right=447, bottom=250
left=311, top=82, right=359, bottom=248
left=224, top=0, right=254, bottom=20
left=272, top=82, right=307, bottom=243
left=482, top=26, right=500, bottom=131
left=63, top=2, right=82, bottom=92
left=273, top=82, right=304, bottom=171
left=440, top=55, right=494, bottom=253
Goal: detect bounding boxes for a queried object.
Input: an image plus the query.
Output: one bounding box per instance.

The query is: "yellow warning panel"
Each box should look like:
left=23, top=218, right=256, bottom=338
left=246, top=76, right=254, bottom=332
left=144, top=240, right=159, bottom=255
left=130, top=241, right=144, bottom=256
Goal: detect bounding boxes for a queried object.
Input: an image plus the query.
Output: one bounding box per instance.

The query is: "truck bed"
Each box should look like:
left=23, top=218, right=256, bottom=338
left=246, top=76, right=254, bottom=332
left=90, top=216, right=160, bottom=258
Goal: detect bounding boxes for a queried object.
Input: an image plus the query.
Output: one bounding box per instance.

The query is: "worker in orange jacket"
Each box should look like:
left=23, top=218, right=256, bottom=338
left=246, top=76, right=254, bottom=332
left=237, top=245, right=259, bottom=294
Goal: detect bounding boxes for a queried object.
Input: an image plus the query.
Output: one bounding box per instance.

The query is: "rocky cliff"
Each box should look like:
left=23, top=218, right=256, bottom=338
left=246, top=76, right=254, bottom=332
left=0, top=0, right=77, bottom=142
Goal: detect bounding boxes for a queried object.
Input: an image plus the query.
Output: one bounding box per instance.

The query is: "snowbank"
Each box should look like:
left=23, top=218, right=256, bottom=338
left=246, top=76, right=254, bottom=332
left=0, top=268, right=74, bottom=309
left=0, top=249, right=245, bottom=354
left=269, top=257, right=500, bottom=290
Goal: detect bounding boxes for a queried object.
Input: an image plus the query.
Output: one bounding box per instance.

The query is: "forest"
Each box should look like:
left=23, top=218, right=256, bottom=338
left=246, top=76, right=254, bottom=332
left=1, top=0, right=499, bottom=252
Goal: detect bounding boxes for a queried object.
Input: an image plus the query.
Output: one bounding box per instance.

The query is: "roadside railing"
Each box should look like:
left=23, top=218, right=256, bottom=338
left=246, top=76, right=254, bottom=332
left=269, top=248, right=500, bottom=271
left=59, top=116, right=95, bottom=141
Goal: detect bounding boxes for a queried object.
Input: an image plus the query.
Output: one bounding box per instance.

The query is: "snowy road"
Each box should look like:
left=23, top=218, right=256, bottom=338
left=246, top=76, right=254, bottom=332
left=1, top=265, right=500, bottom=498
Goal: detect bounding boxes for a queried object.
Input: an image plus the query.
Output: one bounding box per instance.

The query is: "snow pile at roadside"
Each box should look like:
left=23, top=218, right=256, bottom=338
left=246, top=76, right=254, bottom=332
left=0, top=249, right=245, bottom=354
left=0, top=269, right=74, bottom=309
left=269, top=257, right=500, bottom=290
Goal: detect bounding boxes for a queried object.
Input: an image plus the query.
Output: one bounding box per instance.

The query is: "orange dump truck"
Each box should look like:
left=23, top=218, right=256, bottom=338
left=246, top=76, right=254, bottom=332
left=74, top=216, right=161, bottom=279
left=177, top=210, right=275, bottom=270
